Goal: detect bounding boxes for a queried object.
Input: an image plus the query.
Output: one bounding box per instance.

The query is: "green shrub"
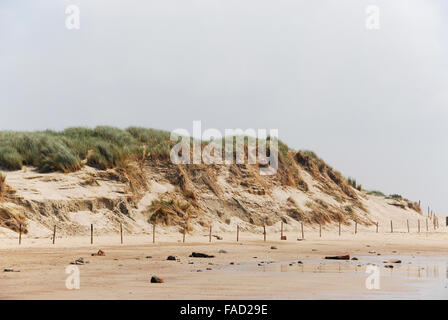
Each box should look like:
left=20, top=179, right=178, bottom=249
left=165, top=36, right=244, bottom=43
left=0, top=144, right=22, bottom=170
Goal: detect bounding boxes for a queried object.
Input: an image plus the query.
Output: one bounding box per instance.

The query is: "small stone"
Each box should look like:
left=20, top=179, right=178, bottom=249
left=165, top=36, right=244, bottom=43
left=91, top=250, right=105, bottom=256
left=351, top=257, right=358, bottom=261
left=297, top=261, right=303, bottom=264
left=218, top=250, right=228, bottom=254
left=206, top=267, right=212, bottom=270
left=150, top=276, right=164, bottom=283
left=71, top=257, right=84, bottom=265
left=230, top=262, right=234, bottom=265
left=325, top=254, right=350, bottom=260
left=197, top=270, right=202, bottom=272
left=167, top=256, right=176, bottom=261
left=384, top=265, right=394, bottom=269
left=270, top=246, right=278, bottom=250
left=189, top=252, right=215, bottom=258
left=146, top=256, right=152, bottom=259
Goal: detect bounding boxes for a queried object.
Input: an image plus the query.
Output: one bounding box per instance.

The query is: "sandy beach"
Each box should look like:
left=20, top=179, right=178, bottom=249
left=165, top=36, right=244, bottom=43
left=1, top=228, right=448, bottom=300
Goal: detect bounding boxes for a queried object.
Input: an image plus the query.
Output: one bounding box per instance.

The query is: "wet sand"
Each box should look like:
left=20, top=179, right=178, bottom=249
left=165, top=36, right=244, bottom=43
left=1, top=230, right=448, bottom=299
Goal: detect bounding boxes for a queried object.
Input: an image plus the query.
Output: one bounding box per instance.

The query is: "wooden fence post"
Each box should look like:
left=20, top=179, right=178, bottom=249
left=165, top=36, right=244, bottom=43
left=120, top=223, right=123, bottom=244
left=183, top=223, right=186, bottom=243
left=237, top=225, right=239, bottom=242
left=90, top=224, right=93, bottom=244
left=209, top=225, right=212, bottom=243
left=319, top=223, right=322, bottom=238
left=152, top=224, right=156, bottom=243
left=53, top=225, right=56, bottom=244
left=19, top=224, right=22, bottom=245
left=376, top=222, right=379, bottom=233
left=301, top=222, right=304, bottom=240
left=280, top=222, right=284, bottom=239
left=338, top=220, right=341, bottom=236
left=418, top=220, right=420, bottom=233
left=263, top=225, right=266, bottom=242
left=390, top=220, right=393, bottom=233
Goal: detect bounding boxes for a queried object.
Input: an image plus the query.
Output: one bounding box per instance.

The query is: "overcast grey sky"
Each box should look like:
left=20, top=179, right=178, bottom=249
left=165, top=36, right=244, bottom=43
left=1, top=0, right=447, bottom=213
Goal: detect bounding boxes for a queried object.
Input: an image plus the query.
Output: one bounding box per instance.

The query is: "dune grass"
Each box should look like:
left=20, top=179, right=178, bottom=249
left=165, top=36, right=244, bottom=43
left=0, top=126, right=291, bottom=173
left=0, top=127, right=173, bottom=172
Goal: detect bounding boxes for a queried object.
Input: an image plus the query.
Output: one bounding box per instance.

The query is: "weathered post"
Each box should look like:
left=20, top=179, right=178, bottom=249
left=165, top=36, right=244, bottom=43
left=319, top=223, right=322, bottom=238
left=301, top=222, right=304, bottom=240
left=390, top=220, right=393, bottom=233
left=209, top=225, right=212, bottom=243
left=19, top=224, right=22, bottom=245
left=280, top=222, right=284, bottom=239
left=338, top=220, right=341, bottom=236
left=90, top=224, right=93, bottom=244
left=237, top=225, right=239, bottom=242
left=120, top=223, right=123, bottom=244
left=418, top=220, right=420, bottom=233
left=183, top=223, right=186, bottom=243
left=53, top=225, right=56, bottom=244
left=263, top=225, right=266, bottom=242
left=152, top=224, right=156, bottom=243
left=376, top=222, right=379, bottom=233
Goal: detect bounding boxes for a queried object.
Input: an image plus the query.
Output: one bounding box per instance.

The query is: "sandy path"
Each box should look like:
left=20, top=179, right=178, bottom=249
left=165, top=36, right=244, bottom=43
left=1, top=230, right=448, bottom=299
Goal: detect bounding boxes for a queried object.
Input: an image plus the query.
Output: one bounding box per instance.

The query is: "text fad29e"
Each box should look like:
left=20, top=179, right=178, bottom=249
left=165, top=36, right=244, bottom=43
left=179, top=304, right=269, bottom=317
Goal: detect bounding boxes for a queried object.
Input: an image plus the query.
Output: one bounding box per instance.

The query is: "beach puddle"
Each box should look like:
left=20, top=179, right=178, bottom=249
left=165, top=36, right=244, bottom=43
left=223, top=255, right=448, bottom=299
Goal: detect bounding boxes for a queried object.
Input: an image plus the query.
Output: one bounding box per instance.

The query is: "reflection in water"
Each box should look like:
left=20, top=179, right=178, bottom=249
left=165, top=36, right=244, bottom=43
left=226, top=256, right=448, bottom=299
left=260, top=258, right=448, bottom=282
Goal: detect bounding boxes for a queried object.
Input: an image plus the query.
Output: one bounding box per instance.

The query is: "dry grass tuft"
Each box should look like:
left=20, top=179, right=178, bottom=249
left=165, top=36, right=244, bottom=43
left=0, top=173, right=16, bottom=202
left=147, top=197, right=197, bottom=232
left=0, top=204, right=27, bottom=233
left=82, top=175, right=100, bottom=186
left=0, top=173, right=6, bottom=199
